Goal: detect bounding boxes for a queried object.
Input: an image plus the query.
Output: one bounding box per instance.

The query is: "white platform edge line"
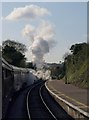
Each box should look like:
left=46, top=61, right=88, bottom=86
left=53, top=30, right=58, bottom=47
left=45, top=82, right=89, bottom=118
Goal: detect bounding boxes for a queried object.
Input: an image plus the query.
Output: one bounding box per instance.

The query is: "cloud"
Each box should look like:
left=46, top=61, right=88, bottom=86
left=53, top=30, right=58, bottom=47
left=5, top=5, right=50, bottom=20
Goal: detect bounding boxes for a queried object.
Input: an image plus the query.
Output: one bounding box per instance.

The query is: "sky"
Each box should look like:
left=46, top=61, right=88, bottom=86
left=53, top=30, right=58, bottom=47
left=1, top=2, right=87, bottom=63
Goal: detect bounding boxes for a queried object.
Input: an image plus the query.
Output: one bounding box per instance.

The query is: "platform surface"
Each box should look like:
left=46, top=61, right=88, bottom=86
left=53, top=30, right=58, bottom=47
left=46, top=80, right=89, bottom=114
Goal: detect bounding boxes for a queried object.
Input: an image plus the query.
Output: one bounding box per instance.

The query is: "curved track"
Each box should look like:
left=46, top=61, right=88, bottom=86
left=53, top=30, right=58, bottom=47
left=27, top=80, right=74, bottom=120
left=27, top=81, right=56, bottom=120
left=3, top=80, right=74, bottom=120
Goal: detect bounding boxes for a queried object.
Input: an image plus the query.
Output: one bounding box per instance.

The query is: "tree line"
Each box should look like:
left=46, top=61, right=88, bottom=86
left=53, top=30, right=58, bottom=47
left=2, top=39, right=89, bottom=89
left=50, top=42, right=89, bottom=89
left=2, top=40, right=35, bottom=69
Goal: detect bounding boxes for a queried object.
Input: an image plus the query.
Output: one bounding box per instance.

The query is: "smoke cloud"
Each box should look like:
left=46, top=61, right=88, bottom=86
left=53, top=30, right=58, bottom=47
left=22, top=20, right=55, bottom=68
left=22, top=24, right=36, bottom=41
left=5, top=5, right=50, bottom=20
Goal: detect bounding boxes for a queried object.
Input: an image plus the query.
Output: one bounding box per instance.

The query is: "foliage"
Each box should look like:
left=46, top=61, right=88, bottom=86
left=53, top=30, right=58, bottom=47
left=49, top=64, right=64, bottom=79
left=70, top=43, right=86, bottom=55
left=2, top=40, right=27, bottom=54
left=50, top=66, right=60, bottom=79
left=2, top=40, right=27, bottom=67
left=64, top=42, right=89, bottom=89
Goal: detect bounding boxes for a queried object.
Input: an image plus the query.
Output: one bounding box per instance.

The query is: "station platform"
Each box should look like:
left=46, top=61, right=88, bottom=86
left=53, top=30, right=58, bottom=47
left=45, top=80, right=89, bottom=119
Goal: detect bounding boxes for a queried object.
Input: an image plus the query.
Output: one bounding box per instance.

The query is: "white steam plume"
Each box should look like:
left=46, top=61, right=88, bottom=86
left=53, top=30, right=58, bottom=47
left=31, top=37, right=49, bottom=68
left=22, top=24, right=36, bottom=41
left=37, top=20, right=55, bottom=48
left=22, top=20, right=55, bottom=69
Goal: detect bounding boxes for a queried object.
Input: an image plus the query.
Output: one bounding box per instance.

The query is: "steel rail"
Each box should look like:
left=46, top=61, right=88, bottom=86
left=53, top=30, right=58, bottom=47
left=26, top=81, right=43, bottom=120
left=26, top=81, right=58, bottom=120
left=39, top=83, right=58, bottom=120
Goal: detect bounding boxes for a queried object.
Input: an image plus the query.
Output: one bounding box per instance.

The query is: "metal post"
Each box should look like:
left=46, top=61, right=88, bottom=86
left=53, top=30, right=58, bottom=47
left=65, top=60, right=67, bottom=84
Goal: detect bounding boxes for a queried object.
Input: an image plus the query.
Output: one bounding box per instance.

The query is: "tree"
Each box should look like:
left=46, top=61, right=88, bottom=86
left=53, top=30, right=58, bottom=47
left=63, top=52, right=71, bottom=61
left=2, top=40, right=27, bottom=67
left=2, top=40, right=27, bottom=54
left=70, top=43, right=86, bottom=55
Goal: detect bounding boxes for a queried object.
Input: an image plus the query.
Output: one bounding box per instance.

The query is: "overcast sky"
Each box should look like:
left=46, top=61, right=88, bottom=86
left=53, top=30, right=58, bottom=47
left=1, top=2, right=87, bottom=63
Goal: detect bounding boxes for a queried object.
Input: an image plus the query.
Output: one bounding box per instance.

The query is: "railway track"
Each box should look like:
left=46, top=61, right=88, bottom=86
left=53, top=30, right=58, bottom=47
left=26, top=80, right=74, bottom=120
left=3, top=80, right=74, bottom=120
left=27, top=81, right=57, bottom=120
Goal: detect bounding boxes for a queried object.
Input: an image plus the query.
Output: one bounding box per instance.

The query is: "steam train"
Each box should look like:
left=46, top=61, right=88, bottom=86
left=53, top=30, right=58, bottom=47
left=2, top=58, right=36, bottom=100
left=2, top=58, right=39, bottom=118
